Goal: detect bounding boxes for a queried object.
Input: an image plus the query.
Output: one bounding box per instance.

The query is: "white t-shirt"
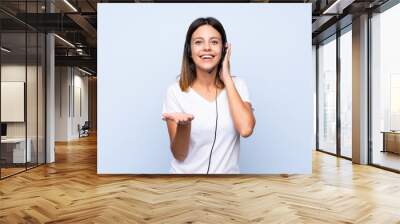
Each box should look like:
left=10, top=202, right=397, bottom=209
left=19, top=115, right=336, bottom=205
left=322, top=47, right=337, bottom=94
left=162, top=77, right=252, bottom=174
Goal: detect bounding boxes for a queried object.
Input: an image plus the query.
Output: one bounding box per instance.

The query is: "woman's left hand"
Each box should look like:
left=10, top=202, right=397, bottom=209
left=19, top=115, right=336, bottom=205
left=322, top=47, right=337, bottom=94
left=219, top=42, right=232, bottom=84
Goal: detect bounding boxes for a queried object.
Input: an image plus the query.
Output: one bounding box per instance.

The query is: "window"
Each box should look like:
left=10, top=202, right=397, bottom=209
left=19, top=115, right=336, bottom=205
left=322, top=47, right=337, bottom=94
left=339, top=28, right=352, bottom=158
left=371, top=3, right=400, bottom=171
left=318, top=36, right=337, bottom=154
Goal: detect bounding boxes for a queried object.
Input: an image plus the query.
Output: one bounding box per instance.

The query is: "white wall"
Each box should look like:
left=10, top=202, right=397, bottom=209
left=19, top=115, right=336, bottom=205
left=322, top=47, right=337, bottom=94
left=55, top=67, right=69, bottom=141
left=74, top=73, right=89, bottom=136
left=98, top=3, right=313, bottom=174
left=55, top=67, right=89, bottom=141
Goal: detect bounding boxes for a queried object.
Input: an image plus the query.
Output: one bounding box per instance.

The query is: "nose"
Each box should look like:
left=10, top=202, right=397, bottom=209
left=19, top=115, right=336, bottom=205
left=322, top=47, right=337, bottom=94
left=203, top=42, right=211, bottom=51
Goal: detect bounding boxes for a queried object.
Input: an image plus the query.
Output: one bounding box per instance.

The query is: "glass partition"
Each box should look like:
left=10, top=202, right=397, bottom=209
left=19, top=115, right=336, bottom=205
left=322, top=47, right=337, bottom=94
left=38, top=32, right=45, bottom=165
left=1, top=31, right=28, bottom=177
left=317, top=36, right=337, bottom=155
left=27, top=31, right=38, bottom=169
left=339, top=28, right=352, bottom=158
left=371, top=3, right=400, bottom=171
left=0, top=1, right=46, bottom=179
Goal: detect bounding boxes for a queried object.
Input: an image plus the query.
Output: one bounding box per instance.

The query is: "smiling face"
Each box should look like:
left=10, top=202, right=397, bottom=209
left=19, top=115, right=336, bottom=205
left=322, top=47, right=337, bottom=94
left=190, top=25, right=223, bottom=73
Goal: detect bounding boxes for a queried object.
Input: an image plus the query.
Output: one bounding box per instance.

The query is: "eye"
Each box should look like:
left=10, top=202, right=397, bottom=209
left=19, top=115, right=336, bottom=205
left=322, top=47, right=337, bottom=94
left=193, top=40, right=202, bottom=45
left=211, top=40, right=219, bottom=45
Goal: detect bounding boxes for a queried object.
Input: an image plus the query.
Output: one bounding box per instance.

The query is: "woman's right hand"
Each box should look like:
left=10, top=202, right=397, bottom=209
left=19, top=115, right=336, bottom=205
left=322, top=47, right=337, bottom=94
left=162, top=113, right=194, bottom=125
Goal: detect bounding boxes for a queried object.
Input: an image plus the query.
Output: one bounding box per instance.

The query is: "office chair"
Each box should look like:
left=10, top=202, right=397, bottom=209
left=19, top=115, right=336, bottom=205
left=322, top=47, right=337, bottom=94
left=79, top=121, right=90, bottom=138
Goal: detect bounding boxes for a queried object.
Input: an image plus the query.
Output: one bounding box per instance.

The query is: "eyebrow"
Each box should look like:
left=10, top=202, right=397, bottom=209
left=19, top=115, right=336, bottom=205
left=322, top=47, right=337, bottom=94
left=192, top=37, right=221, bottom=41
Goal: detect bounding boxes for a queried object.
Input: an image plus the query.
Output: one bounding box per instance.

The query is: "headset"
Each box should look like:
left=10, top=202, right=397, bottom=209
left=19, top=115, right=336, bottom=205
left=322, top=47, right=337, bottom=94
left=206, top=44, right=227, bottom=174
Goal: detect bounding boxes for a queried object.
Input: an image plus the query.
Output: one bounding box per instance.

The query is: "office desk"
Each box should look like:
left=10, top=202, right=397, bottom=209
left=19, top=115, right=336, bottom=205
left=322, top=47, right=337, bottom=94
left=1, top=138, right=32, bottom=163
left=381, top=131, right=400, bottom=154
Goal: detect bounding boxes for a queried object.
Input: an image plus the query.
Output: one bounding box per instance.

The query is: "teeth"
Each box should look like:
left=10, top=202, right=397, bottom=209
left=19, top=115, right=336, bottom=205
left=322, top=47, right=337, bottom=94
left=201, top=55, right=213, bottom=59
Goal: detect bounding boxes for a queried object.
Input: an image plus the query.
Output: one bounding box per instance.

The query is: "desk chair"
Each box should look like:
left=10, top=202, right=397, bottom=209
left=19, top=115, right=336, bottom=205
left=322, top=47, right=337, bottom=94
left=79, top=121, right=90, bottom=138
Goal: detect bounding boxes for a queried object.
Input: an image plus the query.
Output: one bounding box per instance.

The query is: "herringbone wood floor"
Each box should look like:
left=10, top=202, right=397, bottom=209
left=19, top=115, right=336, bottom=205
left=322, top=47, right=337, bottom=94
left=1, top=134, right=400, bottom=223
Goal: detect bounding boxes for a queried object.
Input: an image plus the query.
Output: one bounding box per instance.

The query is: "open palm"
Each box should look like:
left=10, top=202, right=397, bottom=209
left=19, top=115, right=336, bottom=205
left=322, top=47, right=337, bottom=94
left=162, top=113, right=194, bottom=125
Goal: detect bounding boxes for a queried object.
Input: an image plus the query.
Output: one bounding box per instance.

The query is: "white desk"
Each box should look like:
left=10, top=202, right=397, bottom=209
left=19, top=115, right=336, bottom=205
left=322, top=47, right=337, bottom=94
left=1, top=138, right=32, bottom=163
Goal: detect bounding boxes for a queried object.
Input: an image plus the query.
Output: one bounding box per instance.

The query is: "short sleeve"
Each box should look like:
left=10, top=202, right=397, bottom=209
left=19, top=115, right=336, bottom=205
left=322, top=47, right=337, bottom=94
left=234, top=77, right=254, bottom=111
left=162, top=84, right=183, bottom=114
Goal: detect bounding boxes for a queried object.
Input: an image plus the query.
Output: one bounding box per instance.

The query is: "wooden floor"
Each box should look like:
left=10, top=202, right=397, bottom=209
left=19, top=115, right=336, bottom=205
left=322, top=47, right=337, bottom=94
left=1, top=135, right=400, bottom=223
left=1, top=163, right=45, bottom=178
left=0, top=167, right=26, bottom=178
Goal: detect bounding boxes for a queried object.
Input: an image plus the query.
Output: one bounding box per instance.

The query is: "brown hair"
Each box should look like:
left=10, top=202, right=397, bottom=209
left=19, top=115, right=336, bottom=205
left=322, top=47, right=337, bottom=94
left=179, top=17, right=227, bottom=91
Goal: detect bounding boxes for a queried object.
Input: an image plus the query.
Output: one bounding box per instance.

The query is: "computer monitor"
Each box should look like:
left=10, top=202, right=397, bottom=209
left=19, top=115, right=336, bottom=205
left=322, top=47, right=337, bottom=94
left=1, top=123, right=7, bottom=137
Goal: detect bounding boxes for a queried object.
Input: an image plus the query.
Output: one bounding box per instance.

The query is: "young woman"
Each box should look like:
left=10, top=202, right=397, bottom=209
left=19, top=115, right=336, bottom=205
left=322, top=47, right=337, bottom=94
left=162, top=17, right=255, bottom=174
